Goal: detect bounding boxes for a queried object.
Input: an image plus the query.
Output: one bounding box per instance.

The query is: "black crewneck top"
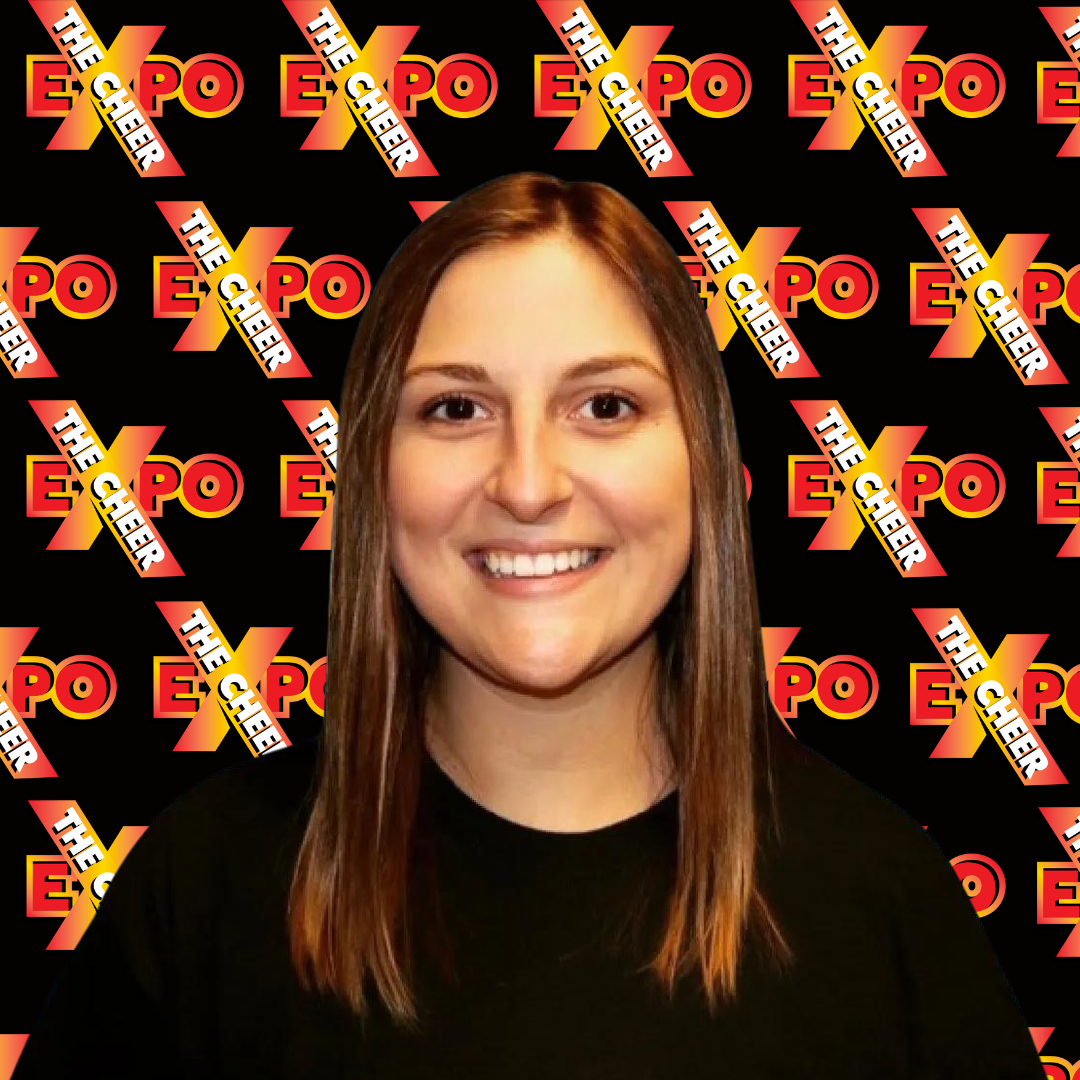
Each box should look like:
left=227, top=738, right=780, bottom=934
left=12, top=722, right=1046, bottom=1079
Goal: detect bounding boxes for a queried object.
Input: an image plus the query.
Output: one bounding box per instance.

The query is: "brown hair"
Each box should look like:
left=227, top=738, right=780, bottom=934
left=287, top=172, right=793, bottom=1026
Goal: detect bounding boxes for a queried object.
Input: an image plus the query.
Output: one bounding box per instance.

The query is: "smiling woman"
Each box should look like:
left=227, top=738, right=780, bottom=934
left=12, top=174, right=1046, bottom=1079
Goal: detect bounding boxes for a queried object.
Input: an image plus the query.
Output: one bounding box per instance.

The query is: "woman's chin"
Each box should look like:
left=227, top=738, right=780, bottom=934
left=476, top=647, right=602, bottom=695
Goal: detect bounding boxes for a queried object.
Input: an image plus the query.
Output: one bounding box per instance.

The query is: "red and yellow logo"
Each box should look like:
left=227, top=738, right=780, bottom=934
left=284, top=49, right=494, bottom=122
left=29, top=400, right=183, bottom=577
left=537, top=26, right=749, bottom=132
left=949, top=853, right=1006, bottom=917
left=1037, top=7, right=1080, bottom=156
left=155, top=654, right=326, bottom=725
left=26, top=2, right=189, bottom=175
left=1037, top=406, right=1080, bottom=556
left=763, top=627, right=878, bottom=722
left=789, top=2, right=945, bottom=176
left=1, top=226, right=117, bottom=379
left=665, top=201, right=815, bottom=375
left=791, top=451, right=1005, bottom=521
left=280, top=1, right=437, bottom=175
left=280, top=400, right=337, bottom=550
left=911, top=208, right=1067, bottom=384
left=791, top=51, right=1003, bottom=123
left=1038, top=806, right=1080, bottom=958
left=534, top=2, right=691, bottom=177
left=26, top=799, right=146, bottom=949
left=28, top=35, right=242, bottom=122
left=154, top=253, right=369, bottom=323
left=28, top=450, right=242, bottom=523
left=155, top=602, right=295, bottom=756
left=156, top=201, right=310, bottom=379
left=791, top=401, right=944, bottom=576
left=911, top=608, right=1067, bottom=785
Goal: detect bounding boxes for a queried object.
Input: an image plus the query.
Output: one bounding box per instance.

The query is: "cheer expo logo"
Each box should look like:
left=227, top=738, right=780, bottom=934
left=762, top=626, right=878, bottom=725
left=534, top=2, right=697, bottom=176
left=278, top=1, right=475, bottom=174
left=790, top=401, right=944, bottom=576
left=788, top=6, right=1003, bottom=171
left=534, top=5, right=750, bottom=178
left=1, top=626, right=117, bottom=780
left=24, top=2, right=242, bottom=176
left=788, top=2, right=949, bottom=176
left=911, top=208, right=1067, bottom=385
left=1037, top=7, right=1080, bottom=156
left=154, top=602, right=295, bottom=756
left=682, top=251, right=877, bottom=335
left=1037, top=406, right=1080, bottom=556
left=790, top=451, right=1005, bottom=525
left=156, top=201, right=310, bottom=378
left=1038, top=807, right=1080, bottom=961
left=1, top=227, right=115, bottom=380
left=281, top=13, right=495, bottom=137
left=24, top=799, right=146, bottom=949
left=913, top=641, right=1080, bottom=748
left=3, top=1, right=1078, bottom=1069
left=154, top=653, right=326, bottom=728
left=279, top=400, right=337, bottom=550
left=154, top=252, right=369, bottom=325
left=910, top=609, right=1067, bottom=786
left=25, top=400, right=210, bottom=577
left=666, top=201, right=877, bottom=375
left=665, top=201, right=812, bottom=376
left=28, top=448, right=242, bottom=525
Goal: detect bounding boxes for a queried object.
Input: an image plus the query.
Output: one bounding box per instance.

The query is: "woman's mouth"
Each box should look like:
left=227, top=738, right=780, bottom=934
left=464, top=547, right=613, bottom=593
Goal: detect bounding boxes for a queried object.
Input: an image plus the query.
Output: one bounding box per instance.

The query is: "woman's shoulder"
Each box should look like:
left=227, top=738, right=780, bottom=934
left=163, top=736, right=321, bottom=831
left=118, top=738, right=322, bottom=886
left=764, top=713, right=943, bottom=874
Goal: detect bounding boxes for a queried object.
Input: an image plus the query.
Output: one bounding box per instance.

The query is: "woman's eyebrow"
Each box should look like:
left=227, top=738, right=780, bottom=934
left=402, top=355, right=669, bottom=384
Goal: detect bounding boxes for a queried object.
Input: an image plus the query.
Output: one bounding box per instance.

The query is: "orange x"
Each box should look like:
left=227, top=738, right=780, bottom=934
left=665, top=201, right=817, bottom=377
left=912, top=608, right=1067, bottom=784
left=0, top=627, right=55, bottom=779
left=28, top=400, right=182, bottom=576
left=0, top=228, right=54, bottom=379
left=912, top=207, right=1066, bottom=384
left=29, top=2, right=182, bottom=175
left=1040, top=406, right=1080, bottom=556
left=282, top=1, right=436, bottom=173
left=283, top=400, right=337, bottom=549
left=537, top=1, right=690, bottom=175
left=790, top=1, right=944, bottom=176
left=1041, top=7, right=1080, bottom=155
left=792, top=400, right=944, bottom=576
left=28, top=799, right=146, bottom=949
left=157, top=601, right=293, bottom=755
left=156, top=201, right=310, bottom=378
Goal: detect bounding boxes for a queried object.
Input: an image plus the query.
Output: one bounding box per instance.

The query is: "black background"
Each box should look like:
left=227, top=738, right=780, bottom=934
left=3, top=0, right=1078, bottom=1063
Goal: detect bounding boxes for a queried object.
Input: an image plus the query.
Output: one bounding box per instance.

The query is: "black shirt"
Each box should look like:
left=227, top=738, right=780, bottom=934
left=12, top=721, right=1045, bottom=1079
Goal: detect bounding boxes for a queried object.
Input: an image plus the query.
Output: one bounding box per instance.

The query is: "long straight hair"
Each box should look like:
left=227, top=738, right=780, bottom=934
left=287, top=172, right=793, bottom=1026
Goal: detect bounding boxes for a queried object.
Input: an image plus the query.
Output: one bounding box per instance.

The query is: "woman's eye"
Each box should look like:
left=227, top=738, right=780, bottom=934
left=577, top=392, right=638, bottom=422
left=423, top=395, right=487, bottom=423
left=421, top=391, right=638, bottom=425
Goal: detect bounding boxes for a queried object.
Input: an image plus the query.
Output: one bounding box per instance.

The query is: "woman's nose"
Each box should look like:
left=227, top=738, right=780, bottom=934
left=483, top=409, right=574, bottom=519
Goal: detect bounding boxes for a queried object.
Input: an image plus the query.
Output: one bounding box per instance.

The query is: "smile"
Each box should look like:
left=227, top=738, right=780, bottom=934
left=464, top=548, right=613, bottom=592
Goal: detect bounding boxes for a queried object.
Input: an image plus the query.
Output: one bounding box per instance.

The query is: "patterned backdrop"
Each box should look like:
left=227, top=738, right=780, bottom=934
left=2, top=1, right=1079, bottom=1074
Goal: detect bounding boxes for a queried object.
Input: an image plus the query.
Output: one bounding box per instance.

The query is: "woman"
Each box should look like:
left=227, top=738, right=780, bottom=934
left=13, top=174, right=1044, bottom=1078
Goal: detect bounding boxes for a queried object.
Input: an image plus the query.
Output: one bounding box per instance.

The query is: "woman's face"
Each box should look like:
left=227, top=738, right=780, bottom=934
left=388, top=232, right=693, bottom=692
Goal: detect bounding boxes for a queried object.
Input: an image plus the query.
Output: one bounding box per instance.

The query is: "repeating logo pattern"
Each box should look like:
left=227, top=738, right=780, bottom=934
left=4, top=0, right=1076, bottom=1071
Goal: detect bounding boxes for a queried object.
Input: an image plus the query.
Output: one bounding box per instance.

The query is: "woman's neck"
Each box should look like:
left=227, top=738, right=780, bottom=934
left=423, top=636, right=676, bottom=834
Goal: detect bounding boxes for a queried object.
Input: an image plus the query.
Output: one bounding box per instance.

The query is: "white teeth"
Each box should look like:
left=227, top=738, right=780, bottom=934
left=479, top=548, right=603, bottom=578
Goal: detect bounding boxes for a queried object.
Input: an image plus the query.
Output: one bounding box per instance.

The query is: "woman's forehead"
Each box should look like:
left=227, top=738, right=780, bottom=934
left=407, top=234, right=661, bottom=369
